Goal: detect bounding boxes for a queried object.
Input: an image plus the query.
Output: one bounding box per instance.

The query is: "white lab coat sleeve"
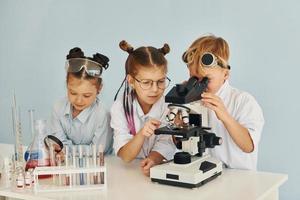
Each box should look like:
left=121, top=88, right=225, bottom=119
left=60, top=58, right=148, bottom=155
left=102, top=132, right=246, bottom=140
left=110, top=99, right=133, bottom=155
left=151, top=106, right=176, bottom=160
left=235, top=93, right=265, bottom=151
left=152, top=135, right=176, bottom=161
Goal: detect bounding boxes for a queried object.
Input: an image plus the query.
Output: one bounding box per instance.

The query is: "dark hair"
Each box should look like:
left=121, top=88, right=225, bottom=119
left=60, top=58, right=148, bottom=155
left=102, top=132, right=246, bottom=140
left=66, top=47, right=109, bottom=90
left=116, top=40, right=170, bottom=135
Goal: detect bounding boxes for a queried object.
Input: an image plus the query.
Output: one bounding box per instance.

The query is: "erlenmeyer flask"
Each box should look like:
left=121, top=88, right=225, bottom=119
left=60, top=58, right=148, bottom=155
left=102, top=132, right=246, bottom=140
left=25, top=120, right=50, bottom=172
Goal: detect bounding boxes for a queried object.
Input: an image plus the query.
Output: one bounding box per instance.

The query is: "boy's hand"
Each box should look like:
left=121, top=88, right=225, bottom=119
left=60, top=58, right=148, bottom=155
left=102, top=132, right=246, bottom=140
left=140, top=158, right=156, bottom=176
left=139, top=119, right=161, bottom=138
left=201, top=92, right=230, bottom=121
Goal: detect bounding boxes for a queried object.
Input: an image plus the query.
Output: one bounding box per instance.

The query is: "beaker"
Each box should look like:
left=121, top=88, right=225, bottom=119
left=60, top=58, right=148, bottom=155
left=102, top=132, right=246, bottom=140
left=25, top=119, right=50, bottom=174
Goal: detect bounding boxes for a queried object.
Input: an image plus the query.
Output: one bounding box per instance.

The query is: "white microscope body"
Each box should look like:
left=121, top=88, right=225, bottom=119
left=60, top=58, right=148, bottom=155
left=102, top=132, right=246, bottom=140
left=150, top=77, right=223, bottom=188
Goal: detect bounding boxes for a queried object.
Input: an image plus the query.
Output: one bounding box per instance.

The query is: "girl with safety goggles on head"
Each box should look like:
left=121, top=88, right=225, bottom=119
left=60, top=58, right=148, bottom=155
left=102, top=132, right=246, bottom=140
left=111, top=41, right=176, bottom=176
left=183, top=34, right=264, bottom=170
left=49, top=47, right=113, bottom=154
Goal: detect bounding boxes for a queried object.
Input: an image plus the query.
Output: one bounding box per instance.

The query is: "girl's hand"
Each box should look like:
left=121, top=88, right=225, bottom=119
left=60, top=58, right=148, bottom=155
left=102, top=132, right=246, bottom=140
left=139, top=119, right=161, bottom=138
left=201, top=92, right=230, bottom=122
left=140, top=158, right=156, bottom=176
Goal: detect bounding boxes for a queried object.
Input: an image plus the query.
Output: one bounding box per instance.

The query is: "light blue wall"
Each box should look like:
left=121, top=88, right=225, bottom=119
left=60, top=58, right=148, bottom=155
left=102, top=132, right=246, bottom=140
left=0, top=0, right=299, bottom=199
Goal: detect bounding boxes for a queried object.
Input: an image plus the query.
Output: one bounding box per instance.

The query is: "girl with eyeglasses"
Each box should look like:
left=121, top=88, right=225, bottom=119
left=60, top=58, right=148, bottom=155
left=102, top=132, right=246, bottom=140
left=183, top=34, right=264, bottom=170
left=111, top=41, right=176, bottom=176
left=49, top=47, right=113, bottom=154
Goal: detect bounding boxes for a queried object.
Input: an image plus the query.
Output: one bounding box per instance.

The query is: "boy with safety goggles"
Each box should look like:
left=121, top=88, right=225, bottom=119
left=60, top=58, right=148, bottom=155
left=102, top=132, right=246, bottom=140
left=49, top=47, right=113, bottom=154
left=182, top=34, right=264, bottom=170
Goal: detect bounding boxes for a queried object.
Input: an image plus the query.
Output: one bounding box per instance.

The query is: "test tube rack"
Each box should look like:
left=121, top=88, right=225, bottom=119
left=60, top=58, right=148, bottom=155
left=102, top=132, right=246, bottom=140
left=33, top=165, right=106, bottom=193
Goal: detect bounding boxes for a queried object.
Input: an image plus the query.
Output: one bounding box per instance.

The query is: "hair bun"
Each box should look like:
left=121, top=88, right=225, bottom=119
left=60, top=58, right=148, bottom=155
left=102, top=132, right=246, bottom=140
left=66, top=47, right=85, bottom=59
left=92, top=53, right=109, bottom=69
left=119, top=40, right=134, bottom=53
left=159, top=43, right=170, bottom=55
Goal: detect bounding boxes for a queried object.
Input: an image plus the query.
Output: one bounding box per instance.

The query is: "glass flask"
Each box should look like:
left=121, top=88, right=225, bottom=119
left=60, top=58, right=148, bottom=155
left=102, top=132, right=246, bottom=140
left=25, top=120, right=50, bottom=176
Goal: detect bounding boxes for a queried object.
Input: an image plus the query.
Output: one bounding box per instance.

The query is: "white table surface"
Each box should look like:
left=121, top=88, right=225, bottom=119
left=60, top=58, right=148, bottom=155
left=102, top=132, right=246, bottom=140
left=0, top=156, right=288, bottom=200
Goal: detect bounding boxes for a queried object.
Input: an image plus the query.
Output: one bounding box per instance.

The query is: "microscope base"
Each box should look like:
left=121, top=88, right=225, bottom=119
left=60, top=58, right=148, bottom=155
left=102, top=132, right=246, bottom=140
left=150, top=155, right=222, bottom=188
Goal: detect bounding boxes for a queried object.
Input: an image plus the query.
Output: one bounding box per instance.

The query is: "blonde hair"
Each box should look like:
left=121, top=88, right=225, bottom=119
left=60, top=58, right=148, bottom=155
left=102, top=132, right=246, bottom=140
left=182, top=34, right=230, bottom=75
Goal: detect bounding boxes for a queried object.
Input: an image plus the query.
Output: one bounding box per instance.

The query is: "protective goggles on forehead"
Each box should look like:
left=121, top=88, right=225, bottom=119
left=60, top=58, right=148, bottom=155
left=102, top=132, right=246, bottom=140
left=200, top=52, right=231, bottom=69
left=65, top=58, right=106, bottom=78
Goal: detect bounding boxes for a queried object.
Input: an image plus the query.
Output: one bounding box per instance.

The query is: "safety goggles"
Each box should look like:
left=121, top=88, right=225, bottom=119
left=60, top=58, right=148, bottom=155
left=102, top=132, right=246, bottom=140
left=65, top=58, right=106, bottom=78
left=200, top=52, right=231, bottom=69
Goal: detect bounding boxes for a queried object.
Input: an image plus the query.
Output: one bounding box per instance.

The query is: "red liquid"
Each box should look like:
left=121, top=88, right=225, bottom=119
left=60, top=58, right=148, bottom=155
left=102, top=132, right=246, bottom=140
left=25, top=160, right=52, bottom=179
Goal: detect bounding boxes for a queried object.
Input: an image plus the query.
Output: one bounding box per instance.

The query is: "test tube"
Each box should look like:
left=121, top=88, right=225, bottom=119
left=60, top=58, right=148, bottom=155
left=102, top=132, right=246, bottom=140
left=72, top=145, right=77, bottom=185
left=98, top=145, right=105, bottom=184
left=56, top=154, right=63, bottom=186
left=65, top=145, right=70, bottom=186
left=92, top=145, right=98, bottom=184
left=78, top=145, right=84, bottom=185
left=85, top=145, right=90, bottom=185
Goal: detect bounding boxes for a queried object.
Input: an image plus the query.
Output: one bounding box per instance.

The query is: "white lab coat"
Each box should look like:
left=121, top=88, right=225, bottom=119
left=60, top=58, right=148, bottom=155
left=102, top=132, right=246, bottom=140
left=110, top=96, right=176, bottom=160
left=203, top=80, right=264, bottom=170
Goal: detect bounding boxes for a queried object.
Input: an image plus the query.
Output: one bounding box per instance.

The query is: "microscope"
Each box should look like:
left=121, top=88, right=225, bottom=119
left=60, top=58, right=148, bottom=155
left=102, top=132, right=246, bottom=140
left=150, top=76, right=223, bottom=188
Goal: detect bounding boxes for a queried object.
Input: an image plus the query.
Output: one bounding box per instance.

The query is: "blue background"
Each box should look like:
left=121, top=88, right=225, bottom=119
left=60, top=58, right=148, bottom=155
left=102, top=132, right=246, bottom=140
left=0, top=0, right=299, bottom=199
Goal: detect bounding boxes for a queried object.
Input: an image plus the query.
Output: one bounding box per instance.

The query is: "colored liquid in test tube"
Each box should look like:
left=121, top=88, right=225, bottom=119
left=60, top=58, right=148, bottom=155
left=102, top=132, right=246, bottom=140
left=72, top=145, right=77, bottom=186
left=85, top=145, right=91, bottom=185
left=92, top=145, right=98, bottom=184
left=78, top=145, right=84, bottom=185
left=98, top=145, right=104, bottom=184
left=65, top=145, right=70, bottom=186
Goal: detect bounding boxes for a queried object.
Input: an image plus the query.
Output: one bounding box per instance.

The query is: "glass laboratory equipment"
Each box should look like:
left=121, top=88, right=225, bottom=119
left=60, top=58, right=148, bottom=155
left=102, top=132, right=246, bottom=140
left=25, top=119, right=50, bottom=172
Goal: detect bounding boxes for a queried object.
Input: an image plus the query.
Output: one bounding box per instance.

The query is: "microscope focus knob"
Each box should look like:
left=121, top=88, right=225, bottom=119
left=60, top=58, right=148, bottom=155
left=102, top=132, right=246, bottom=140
left=203, top=133, right=223, bottom=148
left=174, top=152, right=191, bottom=164
left=214, top=137, right=223, bottom=145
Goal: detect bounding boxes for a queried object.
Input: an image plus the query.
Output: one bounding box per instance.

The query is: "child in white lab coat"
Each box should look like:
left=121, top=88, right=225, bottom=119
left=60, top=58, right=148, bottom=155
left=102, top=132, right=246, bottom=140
left=111, top=41, right=176, bottom=176
left=182, top=34, right=264, bottom=170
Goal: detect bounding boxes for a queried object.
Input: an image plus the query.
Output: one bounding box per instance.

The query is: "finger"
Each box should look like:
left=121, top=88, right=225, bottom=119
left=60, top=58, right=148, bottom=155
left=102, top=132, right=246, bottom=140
left=143, top=161, right=152, bottom=170
left=140, top=159, right=147, bottom=167
left=201, top=92, right=220, bottom=101
left=150, top=119, right=161, bottom=126
left=142, top=167, right=150, bottom=176
left=203, top=102, right=217, bottom=111
left=148, top=123, right=158, bottom=132
left=146, top=129, right=154, bottom=136
left=202, top=97, right=221, bottom=107
left=143, top=129, right=153, bottom=137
